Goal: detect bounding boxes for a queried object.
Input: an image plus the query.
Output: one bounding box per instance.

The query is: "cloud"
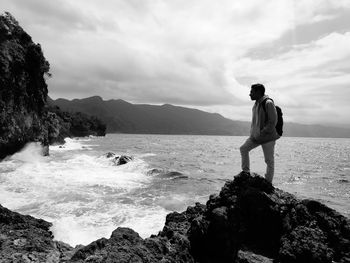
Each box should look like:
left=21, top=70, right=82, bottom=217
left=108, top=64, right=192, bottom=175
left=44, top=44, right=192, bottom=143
left=1, top=0, right=350, bottom=126
left=232, top=31, right=350, bottom=124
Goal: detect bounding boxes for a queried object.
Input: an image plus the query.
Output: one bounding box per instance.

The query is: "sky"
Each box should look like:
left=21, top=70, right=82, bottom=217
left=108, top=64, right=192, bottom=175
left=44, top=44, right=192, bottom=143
left=1, top=0, right=350, bottom=127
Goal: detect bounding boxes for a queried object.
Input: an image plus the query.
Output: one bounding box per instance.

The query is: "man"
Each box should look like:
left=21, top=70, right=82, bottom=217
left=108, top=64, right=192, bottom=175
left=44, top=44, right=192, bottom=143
left=240, top=83, right=280, bottom=183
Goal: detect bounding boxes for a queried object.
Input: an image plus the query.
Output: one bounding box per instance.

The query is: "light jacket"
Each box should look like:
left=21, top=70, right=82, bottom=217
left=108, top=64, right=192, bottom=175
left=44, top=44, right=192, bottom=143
left=250, top=95, right=280, bottom=144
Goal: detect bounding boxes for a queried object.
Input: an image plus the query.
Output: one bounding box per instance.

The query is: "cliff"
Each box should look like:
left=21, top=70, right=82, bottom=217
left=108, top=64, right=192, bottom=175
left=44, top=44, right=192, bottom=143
left=1, top=173, right=349, bottom=263
left=0, top=12, right=51, bottom=158
left=0, top=13, right=106, bottom=159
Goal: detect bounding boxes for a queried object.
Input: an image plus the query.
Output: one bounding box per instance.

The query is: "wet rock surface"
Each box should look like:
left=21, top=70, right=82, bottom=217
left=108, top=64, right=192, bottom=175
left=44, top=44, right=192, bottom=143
left=1, top=173, right=349, bottom=262
left=104, top=152, right=134, bottom=166
left=113, top=155, right=133, bottom=166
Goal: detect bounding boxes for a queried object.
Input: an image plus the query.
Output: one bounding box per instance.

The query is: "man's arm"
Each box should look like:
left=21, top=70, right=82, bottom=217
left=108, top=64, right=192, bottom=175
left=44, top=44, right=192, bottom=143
left=261, top=100, right=277, bottom=134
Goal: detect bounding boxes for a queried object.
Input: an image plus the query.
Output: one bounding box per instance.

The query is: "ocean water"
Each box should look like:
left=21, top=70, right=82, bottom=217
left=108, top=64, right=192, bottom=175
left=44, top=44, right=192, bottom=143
left=0, top=134, right=349, bottom=246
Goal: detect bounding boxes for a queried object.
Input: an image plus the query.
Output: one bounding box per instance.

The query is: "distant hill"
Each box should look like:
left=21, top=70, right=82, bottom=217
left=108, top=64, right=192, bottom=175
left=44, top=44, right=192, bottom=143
left=50, top=96, right=350, bottom=138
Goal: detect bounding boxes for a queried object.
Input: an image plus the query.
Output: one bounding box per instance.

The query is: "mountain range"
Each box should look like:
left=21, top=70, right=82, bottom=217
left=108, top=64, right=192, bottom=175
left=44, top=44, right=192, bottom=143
left=49, top=96, right=350, bottom=138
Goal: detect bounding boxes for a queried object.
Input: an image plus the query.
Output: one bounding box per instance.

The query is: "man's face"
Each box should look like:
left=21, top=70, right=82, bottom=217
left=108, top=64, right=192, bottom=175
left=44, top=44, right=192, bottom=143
left=249, top=88, right=259, bottom=101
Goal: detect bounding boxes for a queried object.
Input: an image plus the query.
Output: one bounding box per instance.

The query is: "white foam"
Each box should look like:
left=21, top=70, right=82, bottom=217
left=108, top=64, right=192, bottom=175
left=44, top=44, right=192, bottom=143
left=50, top=204, right=168, bottom=245
left=50, top=137, right=91, bottom=151
left=10, top=142, right=46, bottom=163
left=0, top=146, right=163, bottom=246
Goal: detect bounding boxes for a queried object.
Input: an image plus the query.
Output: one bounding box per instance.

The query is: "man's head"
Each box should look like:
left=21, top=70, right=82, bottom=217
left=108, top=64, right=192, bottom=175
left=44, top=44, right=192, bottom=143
left=249, top=83, right=265, bottom=101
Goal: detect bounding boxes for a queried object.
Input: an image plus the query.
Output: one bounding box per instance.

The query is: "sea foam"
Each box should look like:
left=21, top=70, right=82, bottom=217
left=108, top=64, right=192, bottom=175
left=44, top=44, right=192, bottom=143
left=0, top=138, right=162, bottom=246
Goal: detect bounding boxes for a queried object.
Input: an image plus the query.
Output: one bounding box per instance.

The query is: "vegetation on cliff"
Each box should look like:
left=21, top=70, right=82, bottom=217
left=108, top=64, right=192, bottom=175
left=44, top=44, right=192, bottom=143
left=47, top=104, right=106, bottom=144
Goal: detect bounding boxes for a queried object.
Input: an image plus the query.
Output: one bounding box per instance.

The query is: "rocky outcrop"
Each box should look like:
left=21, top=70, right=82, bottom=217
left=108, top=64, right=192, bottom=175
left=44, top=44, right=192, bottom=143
left=0, top=12, right=51, bottom=159
left=104, top=152, right=133, bottom=166
left=1, top=173, right=349, bottom=262
left=0, top=12, right=106, bottom=159
left=188, top=173, right=350, bottom=263
left=0, top=204, right=75, bottom=262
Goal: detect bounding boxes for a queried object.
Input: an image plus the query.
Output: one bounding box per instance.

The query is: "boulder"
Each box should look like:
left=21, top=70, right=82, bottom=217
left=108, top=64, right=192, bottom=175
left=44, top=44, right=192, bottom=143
left=113, top=155, right=133, bottom=166
left=188, top=172, right=350, bottom=263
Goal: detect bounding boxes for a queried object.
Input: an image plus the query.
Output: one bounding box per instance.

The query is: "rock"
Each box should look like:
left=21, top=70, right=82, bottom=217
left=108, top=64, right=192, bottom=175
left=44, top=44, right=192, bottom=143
left=1, top=172, right=349, bottom=262
left=70, top=203, right=206, bottom=263
left=0, top=204, right=74, bottom=262
left=237, top=250, right=274, bottom=263
left=163, top=171, right=188, bottom=179
left=188, top=172, right=350, bottom=263
left=113, top=155, right=133, bottom=165
left=147, top=168, right=163, bottom=175
left=0, top=12, right=50, bottom=159
left=105, top=152, right=115, bottom=158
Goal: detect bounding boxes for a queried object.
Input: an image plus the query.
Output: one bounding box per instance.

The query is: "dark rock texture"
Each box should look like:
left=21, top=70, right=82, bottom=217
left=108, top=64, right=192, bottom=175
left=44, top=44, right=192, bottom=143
left=0, top=13, right=106, bottom=159
left=0, top=12, right=51, bottom=159
left=104, top=152, right=133, bottom=166
left=188, top=173, right=350, bottom=263
left=1, top=173, right=349, bottom=262
left=0, top=204, right=74, bottom=262
left=113, top=155, right=133, bottom=165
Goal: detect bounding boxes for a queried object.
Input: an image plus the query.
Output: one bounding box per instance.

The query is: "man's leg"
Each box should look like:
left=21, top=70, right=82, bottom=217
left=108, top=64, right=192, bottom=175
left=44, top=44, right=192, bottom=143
left=261, top=140, right=276, bottom=183
left=240, top=137, right=260, bottom=173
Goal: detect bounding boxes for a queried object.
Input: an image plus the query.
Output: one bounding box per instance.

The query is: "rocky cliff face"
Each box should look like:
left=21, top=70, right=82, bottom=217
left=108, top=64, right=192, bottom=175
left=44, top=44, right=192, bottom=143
left=1, top=173, right=349, bottom=263
left=0, top=12, right=51, bottom=159
left=0, top=13, right=106, bottom=159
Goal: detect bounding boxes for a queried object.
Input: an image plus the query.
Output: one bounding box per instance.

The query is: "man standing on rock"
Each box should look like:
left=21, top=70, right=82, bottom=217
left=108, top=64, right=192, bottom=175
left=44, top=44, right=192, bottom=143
left=240, top=83, right=280, bottom=183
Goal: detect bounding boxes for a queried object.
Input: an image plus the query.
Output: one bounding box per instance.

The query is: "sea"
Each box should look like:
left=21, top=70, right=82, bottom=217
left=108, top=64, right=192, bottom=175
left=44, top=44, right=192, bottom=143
left=0, top=134, right=349, bottom=246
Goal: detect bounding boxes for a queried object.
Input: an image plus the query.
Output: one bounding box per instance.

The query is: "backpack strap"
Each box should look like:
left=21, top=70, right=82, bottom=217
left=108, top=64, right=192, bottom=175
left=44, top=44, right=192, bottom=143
left=261, top=98, right=274, bottom=113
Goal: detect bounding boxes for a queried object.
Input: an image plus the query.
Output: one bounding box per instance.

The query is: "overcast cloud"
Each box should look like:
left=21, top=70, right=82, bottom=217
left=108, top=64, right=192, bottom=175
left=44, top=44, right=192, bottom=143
left=1, top=0, right=350, bottom=127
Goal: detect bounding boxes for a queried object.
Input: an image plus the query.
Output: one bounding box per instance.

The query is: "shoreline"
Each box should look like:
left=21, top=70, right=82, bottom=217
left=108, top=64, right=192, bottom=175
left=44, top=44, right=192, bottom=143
left=1, top=172, right=349, bottom=262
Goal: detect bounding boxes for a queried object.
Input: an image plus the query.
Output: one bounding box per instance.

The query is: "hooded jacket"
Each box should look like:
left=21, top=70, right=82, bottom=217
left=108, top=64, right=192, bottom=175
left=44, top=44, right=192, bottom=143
left=250, top=95, right=280, bottom=144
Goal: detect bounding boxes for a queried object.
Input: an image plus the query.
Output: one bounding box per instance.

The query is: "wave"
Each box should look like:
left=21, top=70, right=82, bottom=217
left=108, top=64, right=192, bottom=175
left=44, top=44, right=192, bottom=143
left=10, top=142, right=46, bottom=163
left=50, top=137, right=93, bottom=151
left=0, top=144, right=159, bottom=246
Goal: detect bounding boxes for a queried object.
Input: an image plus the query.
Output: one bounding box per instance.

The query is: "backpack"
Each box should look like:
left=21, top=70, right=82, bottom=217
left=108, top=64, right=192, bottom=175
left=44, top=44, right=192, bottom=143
left=261, top=98, right=283, bottom=136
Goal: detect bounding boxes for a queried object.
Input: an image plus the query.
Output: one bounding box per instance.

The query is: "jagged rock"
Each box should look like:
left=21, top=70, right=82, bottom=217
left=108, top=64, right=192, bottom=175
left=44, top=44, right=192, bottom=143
left=113, top=155, right=133, bottom=165
left=0, top=204, right=74, bottom=262
left=0, top=12, right=51, bottom=159
left=188, top=172, right=350, bottom=263
left=70, top=203, right=206, bottom=263
left=1, top=173, right=349, bottom=262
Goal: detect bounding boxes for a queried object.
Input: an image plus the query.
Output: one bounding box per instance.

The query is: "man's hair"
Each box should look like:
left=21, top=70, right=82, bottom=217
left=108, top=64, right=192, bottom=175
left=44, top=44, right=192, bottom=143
left=251, top=83, right=265, bottom=95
